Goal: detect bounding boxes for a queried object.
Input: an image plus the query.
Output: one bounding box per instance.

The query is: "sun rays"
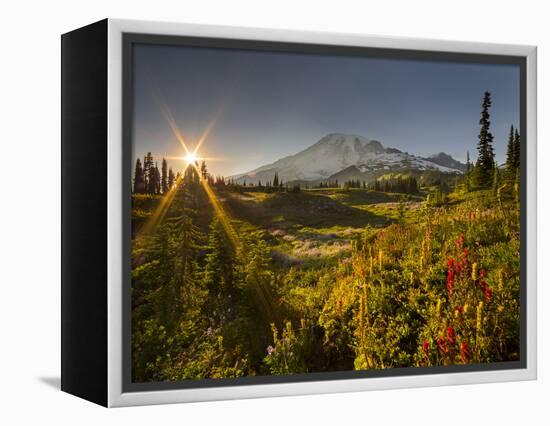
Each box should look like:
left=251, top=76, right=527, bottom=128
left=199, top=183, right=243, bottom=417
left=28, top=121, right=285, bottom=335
left=189, top=161, right=240, bottom=250
left=137, top=99, right=240, bottom=253
left=183, top=152, right=198, bottom=164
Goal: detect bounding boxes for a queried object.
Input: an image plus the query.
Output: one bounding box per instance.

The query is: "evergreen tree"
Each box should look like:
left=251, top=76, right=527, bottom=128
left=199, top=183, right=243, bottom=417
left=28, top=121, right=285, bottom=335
left=505, top=125, right=516, bottom=176
left=200, top=160, right=208, bottom=181
left=273, top=172, right=279, bottom=188
left=143, top=152, right=154, bottom=194
left=475, top=91, right=496, bottom=187
left=161, top=158, right=168, bottom=194
left=513, top=129, right=521, bottom=171
left=153, top=162, right=161, bottom=194
left=465, top=151, right=471, bottom=192
left=203, top=217, right=238, bottom=321
left=244, top=237, right=274, bottom=317
left=183, top=163, right=198, bottom=187
left=133, top=158, right=145, bottom=193
left=168, top=167, right=175, bottom=190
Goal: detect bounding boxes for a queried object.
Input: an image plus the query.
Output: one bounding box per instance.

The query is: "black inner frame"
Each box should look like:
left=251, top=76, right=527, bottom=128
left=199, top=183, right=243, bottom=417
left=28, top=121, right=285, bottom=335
left=122, top=32, right=528, bottom=393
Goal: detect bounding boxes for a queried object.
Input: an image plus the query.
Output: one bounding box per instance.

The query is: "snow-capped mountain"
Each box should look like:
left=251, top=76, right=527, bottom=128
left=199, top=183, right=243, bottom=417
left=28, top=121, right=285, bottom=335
left=423, top=152, right=467, bottom=172
left=232, top=133, right=464, bottom=184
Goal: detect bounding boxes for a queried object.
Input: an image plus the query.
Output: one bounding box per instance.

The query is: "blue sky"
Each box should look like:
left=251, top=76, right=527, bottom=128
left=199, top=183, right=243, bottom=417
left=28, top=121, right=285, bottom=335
left=132, top=43, right=520, bottom=177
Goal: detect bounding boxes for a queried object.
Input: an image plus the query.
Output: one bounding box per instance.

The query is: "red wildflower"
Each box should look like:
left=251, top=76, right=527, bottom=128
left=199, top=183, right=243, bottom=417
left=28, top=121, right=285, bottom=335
left=455, top=305, right=464, bottom=314
left=460, top=341, right=470, bottom=363
left=446, top=326, right=456, bottom=345
left=423, top=339, right=430, bottom=358
left=479, top=279, right=488, bottom=292
left=437, top=336, right=447, bottom=355
left=455, top=234, right=464, bottom=249
left=485, top=286, right=493, bottom=303
left=447, top=258, right=455, bottom=295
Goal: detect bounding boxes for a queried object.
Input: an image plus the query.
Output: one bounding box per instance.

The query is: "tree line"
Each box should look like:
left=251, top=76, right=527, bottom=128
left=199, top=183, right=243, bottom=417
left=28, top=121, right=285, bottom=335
left=370, top=176, right=419, bottom=194
left=464, top=91, right=521, bottom=191
left=133, top=153, right=177, bottom=195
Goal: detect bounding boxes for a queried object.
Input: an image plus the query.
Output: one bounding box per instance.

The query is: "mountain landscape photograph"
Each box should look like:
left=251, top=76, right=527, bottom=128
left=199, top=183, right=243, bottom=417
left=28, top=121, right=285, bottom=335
left=130, top=43, right=521, bottom=383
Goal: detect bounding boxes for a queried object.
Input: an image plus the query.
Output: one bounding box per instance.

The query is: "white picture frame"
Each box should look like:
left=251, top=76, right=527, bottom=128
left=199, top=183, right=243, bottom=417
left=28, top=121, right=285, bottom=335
left=62, top=18, right=537, bottom=407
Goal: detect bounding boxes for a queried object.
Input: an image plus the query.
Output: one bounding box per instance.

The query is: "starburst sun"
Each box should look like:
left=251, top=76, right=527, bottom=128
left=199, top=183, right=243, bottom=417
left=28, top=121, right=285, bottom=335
left=184, top=152, right=199, bottom=164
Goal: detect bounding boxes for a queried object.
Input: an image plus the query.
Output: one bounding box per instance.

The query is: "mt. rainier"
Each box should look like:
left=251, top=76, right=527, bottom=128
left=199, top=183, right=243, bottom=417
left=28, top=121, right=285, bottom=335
left=232, top=133, right=464, bottom=185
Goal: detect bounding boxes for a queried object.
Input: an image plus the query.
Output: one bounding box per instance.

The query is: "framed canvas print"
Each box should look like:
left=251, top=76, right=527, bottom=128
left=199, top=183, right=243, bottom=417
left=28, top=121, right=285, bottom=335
left=61, top=19, right=537, bottom=407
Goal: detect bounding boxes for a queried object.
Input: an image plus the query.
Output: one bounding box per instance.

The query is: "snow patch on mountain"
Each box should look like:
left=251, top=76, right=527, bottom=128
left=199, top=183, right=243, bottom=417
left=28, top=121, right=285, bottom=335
left=232, top=133, right=464, bottom=184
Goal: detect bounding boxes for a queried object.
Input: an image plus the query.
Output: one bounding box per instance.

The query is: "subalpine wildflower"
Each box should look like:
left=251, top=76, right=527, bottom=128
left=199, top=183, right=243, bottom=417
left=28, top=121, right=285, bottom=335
left=498, top=270, right=504, bottom=293
left=359, top=294, right=364, bottom=333
left=460, top=341, right=470, bottom=363
left=363, top=284, right=368, bottom=315
left=447, top=326, right=456, bottom=345
left=454, top=305, right=464, bottom=319
left=378, top=249, right=383, bottom=271
left=472, top=262, right=478, bottom=282
left=436, top=299, right=441, bottom=319
left=369, top=256, right=374, bottom=277
left=484, top=286, right=493, bottom=303
left=476, top=301, right=484, bottom=334
left=447, top=258, right=455, bottom=295
left=437, top=336, right=447, bottom=355
left=455, top=233, right=464, bottom=249
left=409, top=272, right=414, bottom=285
left=423, top=339, right=430, bottom=358
left=284, top=321, right=293, bottom=339
left=271, top=322, right=278, bottom=343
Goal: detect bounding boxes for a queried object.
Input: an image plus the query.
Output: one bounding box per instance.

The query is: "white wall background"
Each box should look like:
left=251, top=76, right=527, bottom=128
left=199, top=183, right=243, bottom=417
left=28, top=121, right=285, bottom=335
left=1, top=0, right=547, bottom=423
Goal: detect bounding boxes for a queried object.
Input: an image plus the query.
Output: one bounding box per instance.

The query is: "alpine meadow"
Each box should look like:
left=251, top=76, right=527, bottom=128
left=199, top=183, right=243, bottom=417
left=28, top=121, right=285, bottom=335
left=130, top=45, right=522, bottom=383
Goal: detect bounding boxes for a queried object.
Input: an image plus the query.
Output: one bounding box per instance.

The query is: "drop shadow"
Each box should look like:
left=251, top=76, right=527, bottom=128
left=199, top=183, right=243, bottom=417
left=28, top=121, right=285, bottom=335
left=38, top=376, right=61, bottom=390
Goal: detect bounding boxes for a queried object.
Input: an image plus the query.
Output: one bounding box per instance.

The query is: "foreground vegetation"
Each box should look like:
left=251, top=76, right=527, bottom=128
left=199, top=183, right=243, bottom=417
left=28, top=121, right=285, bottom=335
left=131, top=168, right=520, bottom=381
